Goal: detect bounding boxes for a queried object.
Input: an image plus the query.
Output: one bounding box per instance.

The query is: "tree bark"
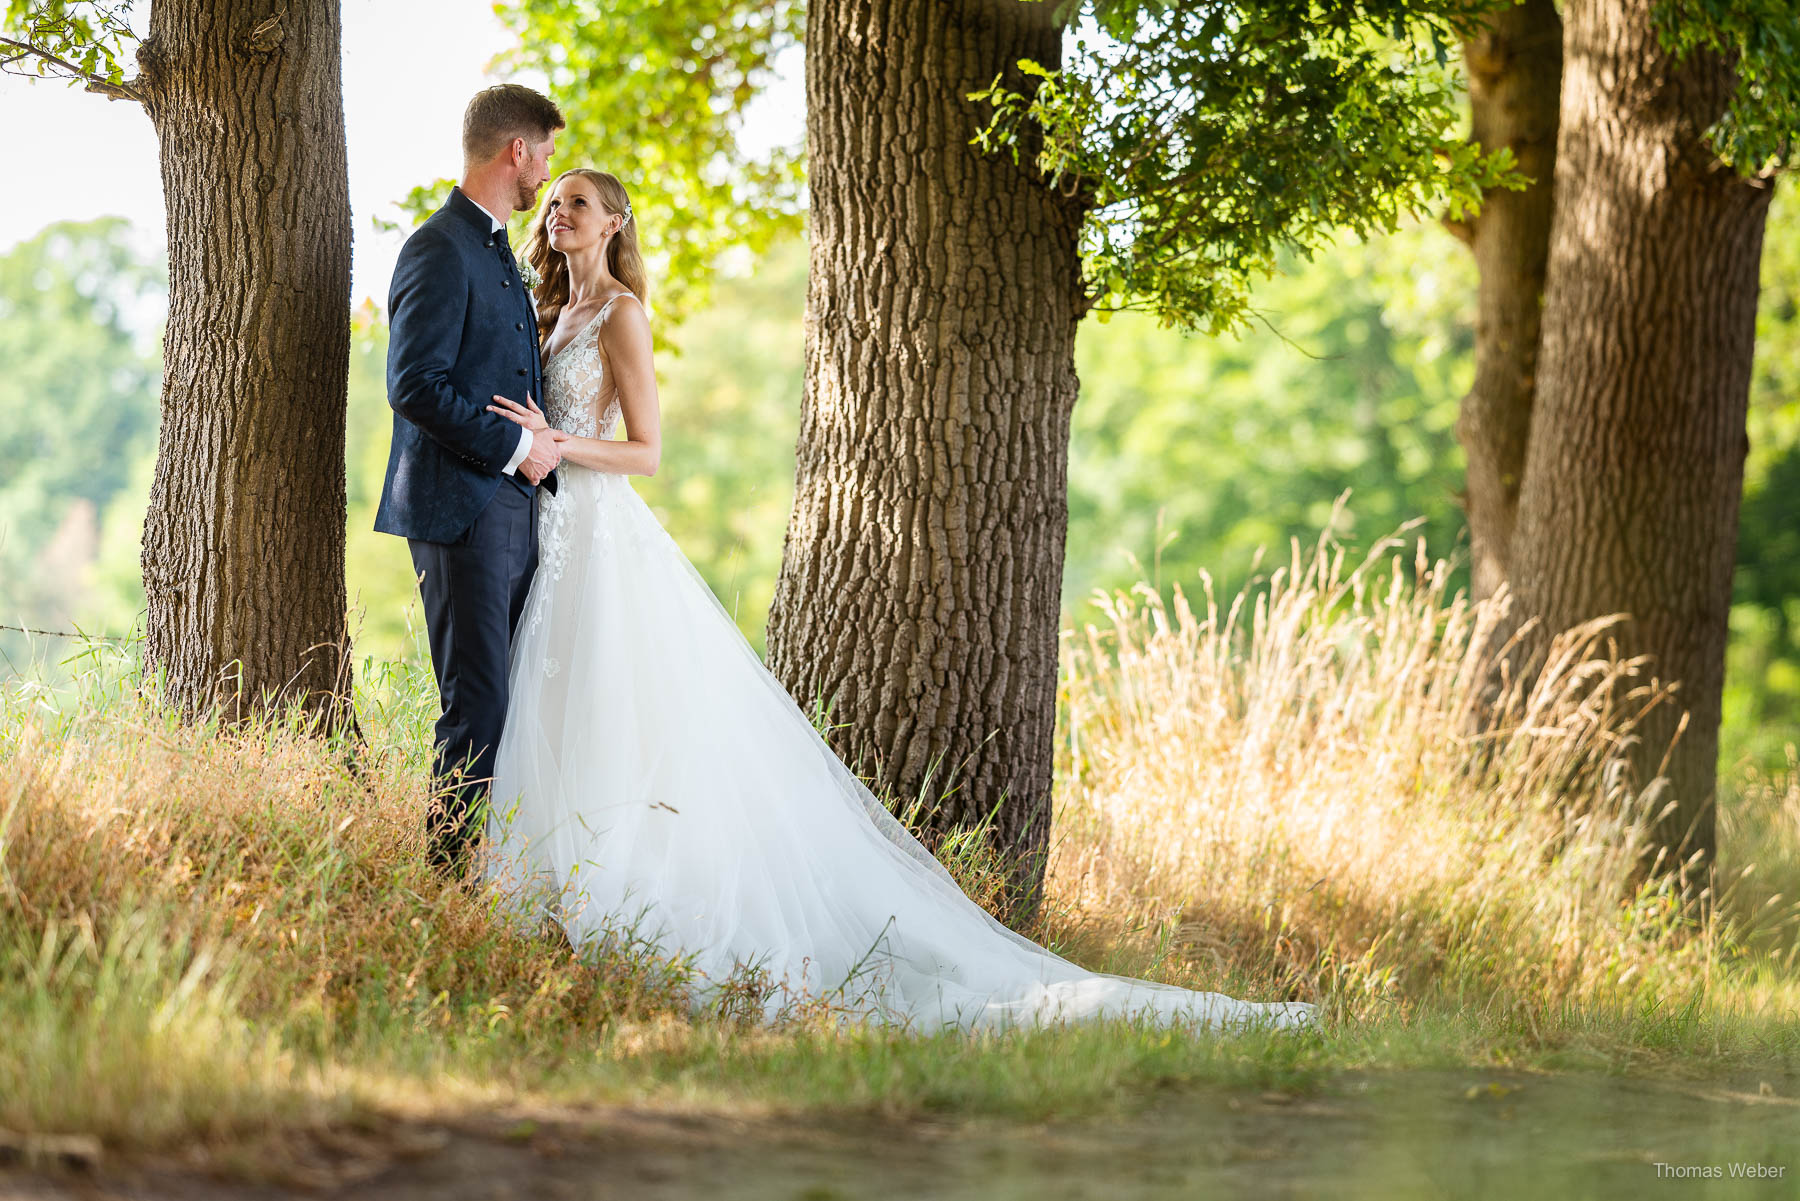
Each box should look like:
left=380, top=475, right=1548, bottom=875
left=1512, top=0, right=1773, bottom=877
left=1454, top=0, right=1562, bottom=602
left=135, top=0, right=353, bottom=722
left=767, top=0, right=1085, bottom=912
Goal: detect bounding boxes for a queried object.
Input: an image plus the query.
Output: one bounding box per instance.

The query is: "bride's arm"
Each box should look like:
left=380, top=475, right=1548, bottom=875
left=486, top=299, right=662, bottom=477
left=556, top=300, right=661, bottom=477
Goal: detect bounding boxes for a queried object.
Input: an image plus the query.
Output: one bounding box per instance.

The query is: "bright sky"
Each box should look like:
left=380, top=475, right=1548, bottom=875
left=0, top=0, right=803, bottom=309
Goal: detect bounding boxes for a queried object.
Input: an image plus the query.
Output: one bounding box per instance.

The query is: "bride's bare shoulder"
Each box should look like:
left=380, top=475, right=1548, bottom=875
left=596, top=293, right=650, bottom=347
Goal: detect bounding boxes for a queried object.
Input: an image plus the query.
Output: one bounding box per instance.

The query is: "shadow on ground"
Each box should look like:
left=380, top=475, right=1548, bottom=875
left=3, top=1070, right=1797, bottom=1200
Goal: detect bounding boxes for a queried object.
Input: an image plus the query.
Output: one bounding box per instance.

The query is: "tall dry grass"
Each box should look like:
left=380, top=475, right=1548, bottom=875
left=1042, top=530, right=1800, bottom=1028
left=1, top=650, right=694, bottom=1146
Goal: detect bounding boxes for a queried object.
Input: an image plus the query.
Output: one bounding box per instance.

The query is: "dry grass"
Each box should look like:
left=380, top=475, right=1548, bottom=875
left=1721, top=749, right=1800, bottom=952
left=1, top=529, right=1796, bottom=1152
left=1, top=654, right=695, bottom=1146
left=1041, top=530, right=1800, bottom=1037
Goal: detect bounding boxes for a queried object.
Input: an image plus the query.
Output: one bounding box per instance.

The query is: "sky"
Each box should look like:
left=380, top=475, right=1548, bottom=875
left=0, top=0, right=803, bottom=309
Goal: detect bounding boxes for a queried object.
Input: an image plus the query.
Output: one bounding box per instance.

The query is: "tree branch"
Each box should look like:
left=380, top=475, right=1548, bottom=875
left=0, top=34, right=142, bottom=101
left=1440, top=210, right=1477, bottom=246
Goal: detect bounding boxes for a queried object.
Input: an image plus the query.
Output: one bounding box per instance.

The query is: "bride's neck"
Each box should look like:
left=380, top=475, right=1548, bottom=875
left=563, top=244, right=622, bottom=305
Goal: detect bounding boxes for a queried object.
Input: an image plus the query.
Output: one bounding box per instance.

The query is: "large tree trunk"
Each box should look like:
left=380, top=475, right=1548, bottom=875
left=767, top=0, right=1085, bottom=913
left=1512, top=0, right=1773, bottom=878
left=1454, top=0, right=1562, bottom=602
left=135, top=0, right=353, bottom=721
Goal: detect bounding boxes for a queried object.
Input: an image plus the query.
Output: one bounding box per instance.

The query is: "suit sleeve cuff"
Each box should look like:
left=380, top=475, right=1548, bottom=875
left=501, top=425, right=533, bottom=476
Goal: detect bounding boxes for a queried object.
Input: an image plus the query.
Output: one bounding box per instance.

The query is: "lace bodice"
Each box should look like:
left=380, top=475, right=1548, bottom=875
left=531, top=293, right=639, bottom=603
left=542, top=293, right=633, bottom=440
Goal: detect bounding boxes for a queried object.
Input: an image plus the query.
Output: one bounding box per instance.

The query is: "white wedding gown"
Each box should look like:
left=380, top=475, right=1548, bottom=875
left=487, top=293, right=1315, bottom=1034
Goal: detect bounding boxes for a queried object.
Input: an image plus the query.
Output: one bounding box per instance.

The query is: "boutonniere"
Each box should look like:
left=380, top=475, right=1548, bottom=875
left=518, top=260, right=542, bottom=291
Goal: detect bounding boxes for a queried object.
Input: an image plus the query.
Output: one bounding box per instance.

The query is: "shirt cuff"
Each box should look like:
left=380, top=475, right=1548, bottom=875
left=501, top=425, right=533, bottom=476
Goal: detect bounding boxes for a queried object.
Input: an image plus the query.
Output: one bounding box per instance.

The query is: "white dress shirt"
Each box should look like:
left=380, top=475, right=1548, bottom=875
left=467, top=195, right=536, bottom=478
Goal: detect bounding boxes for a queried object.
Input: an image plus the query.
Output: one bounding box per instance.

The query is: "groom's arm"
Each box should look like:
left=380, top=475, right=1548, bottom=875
left=387, top=228, right=530, bottom=474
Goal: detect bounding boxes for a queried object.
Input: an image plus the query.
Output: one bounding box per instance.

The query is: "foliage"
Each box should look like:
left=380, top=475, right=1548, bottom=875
left=391, top=0, right=805, bottom=330
left=1655, top=0, right=1800, bottom=171
left=970, top=0, right=1520, bottom=333
left=342, top=306, right=426, bottom=670
left=0, top=219, right=160, bottom=664
left=1725, top=185, right=1800, bottom=775
left=1065, top=222, right=1474, bottom=614
left=631, top=242, right=806, bottom=648
left=0, top=0, right=136, bottom=92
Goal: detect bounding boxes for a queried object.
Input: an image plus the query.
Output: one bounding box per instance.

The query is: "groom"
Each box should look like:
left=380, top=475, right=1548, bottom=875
left=375, top=84, right=566, bottom=876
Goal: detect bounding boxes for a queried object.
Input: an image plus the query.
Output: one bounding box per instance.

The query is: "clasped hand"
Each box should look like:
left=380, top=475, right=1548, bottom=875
left=490, top=393, right=570, bottom=485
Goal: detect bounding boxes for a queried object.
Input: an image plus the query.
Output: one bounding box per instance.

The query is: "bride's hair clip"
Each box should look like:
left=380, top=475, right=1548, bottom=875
left=620, top=200, right=634, bottom=229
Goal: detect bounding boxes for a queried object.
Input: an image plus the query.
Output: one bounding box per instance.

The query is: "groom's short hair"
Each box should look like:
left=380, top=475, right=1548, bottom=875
left=463, top=84, right=565, bottom=164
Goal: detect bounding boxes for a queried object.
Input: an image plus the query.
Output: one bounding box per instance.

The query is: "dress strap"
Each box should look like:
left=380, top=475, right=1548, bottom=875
left=595, top=291, right=637, bottom=326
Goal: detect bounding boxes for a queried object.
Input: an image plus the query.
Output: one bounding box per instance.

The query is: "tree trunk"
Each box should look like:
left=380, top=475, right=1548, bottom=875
left=1454, top=0, right=1562, bottom=602
left=1512, top=0, right=1773, bottom=878
left=135, top=0, right=353, bottom=722
left=767, top=0, right=1085, bottom=913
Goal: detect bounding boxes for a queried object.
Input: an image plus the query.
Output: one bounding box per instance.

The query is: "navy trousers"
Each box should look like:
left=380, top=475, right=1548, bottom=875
left=409, top=476, right=538, bottom=872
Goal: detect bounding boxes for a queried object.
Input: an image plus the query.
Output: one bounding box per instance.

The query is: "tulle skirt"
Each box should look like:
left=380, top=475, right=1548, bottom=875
left=487, top=466, right=1315, bottom=1034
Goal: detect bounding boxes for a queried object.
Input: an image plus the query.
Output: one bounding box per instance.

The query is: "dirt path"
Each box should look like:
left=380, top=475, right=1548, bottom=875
left=5, top=1070, right=1797, bottom=1200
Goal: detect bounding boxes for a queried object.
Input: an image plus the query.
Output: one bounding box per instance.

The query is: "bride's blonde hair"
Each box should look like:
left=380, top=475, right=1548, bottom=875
left=525, top=168, right=648, bottom=342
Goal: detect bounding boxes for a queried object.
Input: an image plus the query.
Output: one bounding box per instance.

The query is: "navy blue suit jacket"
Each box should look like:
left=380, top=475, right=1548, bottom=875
left=375, top=187, right=555, bottom=544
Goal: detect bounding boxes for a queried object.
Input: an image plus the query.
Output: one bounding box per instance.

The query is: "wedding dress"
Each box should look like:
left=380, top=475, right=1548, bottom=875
left=487, top=292, right=1315, bottom=1034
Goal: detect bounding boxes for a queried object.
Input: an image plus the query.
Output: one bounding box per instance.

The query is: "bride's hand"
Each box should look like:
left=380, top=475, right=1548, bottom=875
left=488, top=393, right=549, bottom=431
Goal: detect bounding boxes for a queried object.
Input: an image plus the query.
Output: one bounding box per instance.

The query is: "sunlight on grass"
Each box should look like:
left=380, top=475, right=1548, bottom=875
left=1, top=528, right=1796, bottom=1152
left=1044, top=528, right=1800, bottom=1061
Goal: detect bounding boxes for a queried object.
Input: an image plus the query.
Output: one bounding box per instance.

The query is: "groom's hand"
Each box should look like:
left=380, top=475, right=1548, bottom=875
left=520, top=426, right=562, bottom=484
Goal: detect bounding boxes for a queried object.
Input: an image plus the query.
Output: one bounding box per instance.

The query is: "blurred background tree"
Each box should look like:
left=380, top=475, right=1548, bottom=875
left=0, top=219, right=160, bottom=671
left=14, top=189, right=1793, bottom=777
left=1730, top=194, right=1800, bottom=779
left=1063, top=224, right=1474, bottom=614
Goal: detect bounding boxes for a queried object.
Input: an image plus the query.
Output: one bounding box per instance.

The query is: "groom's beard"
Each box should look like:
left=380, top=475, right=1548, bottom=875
left=515, top=168, right=539, bottom=212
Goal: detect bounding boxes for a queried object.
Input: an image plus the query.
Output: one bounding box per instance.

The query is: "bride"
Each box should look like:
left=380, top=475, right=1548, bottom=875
left=484, top=167, right=1316, bottom=1034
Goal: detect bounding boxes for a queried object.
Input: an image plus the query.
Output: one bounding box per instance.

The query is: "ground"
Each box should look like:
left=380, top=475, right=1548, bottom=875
left=4, top=1070, right=1797, bottom=1200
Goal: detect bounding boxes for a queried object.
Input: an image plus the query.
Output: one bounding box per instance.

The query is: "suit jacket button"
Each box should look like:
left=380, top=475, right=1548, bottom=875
left=515, top=323, right=525, bottom=331
left=517, top=368, right=527, bottom=376
left=502, top=279, right=511, bottom=288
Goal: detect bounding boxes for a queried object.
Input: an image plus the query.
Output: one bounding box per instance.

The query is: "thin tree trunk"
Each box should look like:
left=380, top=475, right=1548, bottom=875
left=1512, top=0, right=1773, bottom=879
left=1453, top=0, right=1562, bottom=602
left=135, top=0, right=353, bottom=721
left=767, top=0, right=1085, bottom=913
